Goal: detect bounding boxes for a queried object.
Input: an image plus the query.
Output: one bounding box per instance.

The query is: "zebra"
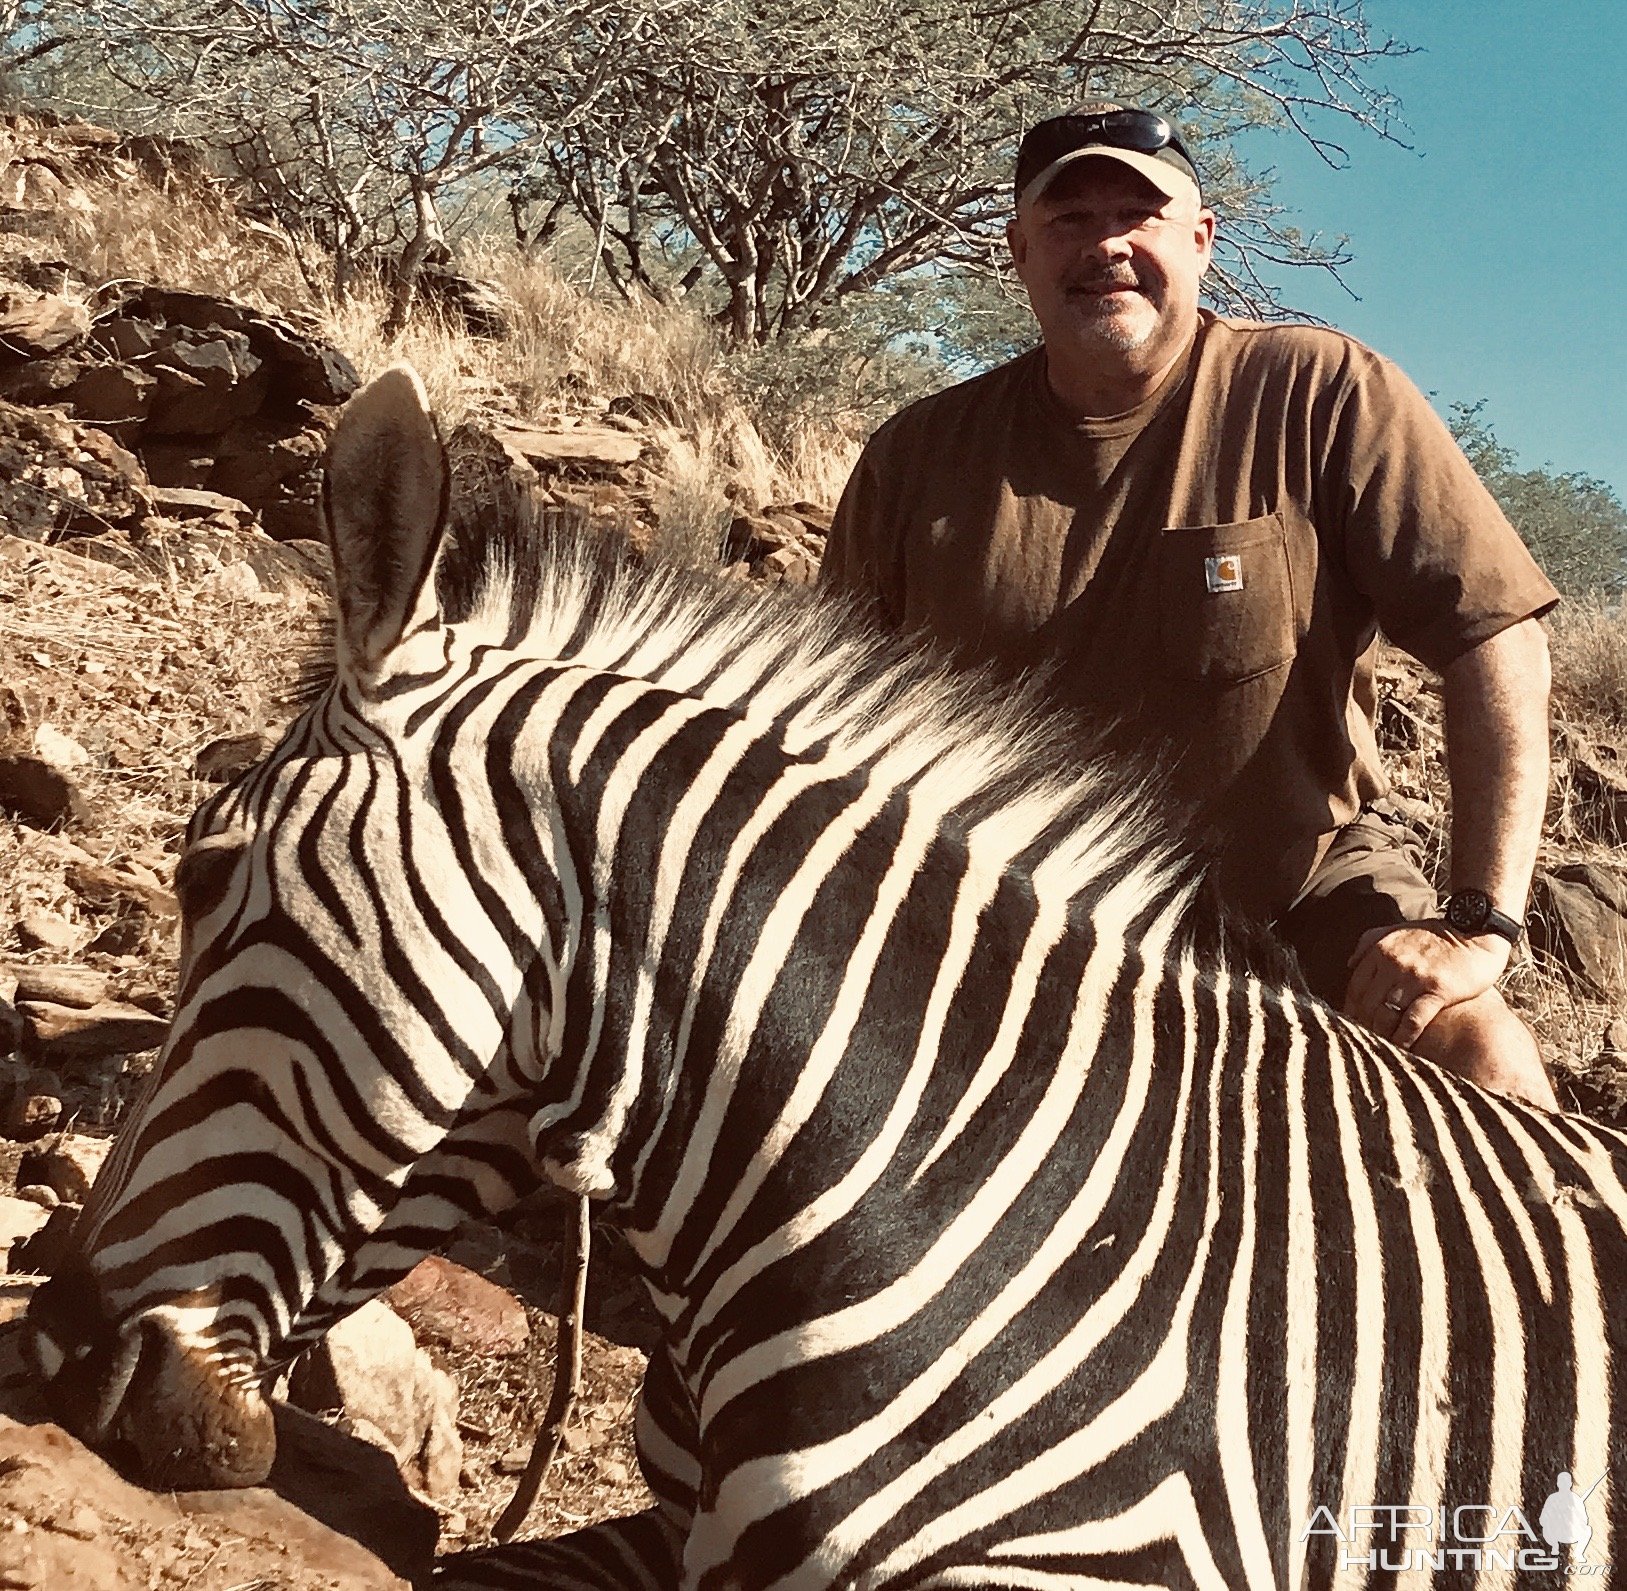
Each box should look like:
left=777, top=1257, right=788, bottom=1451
left=24, top=362, right=1627, bottom=1590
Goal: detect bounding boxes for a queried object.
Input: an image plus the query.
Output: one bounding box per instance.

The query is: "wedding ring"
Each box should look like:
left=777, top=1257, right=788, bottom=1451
left=1384, top=991, right=1407, bottom=1012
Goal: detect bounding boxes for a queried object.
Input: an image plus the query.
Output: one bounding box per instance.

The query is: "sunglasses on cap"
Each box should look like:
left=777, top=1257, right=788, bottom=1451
left=1059, top=109, right=1191, bottom=162
left=1015, top=107, right=1199, bottom=202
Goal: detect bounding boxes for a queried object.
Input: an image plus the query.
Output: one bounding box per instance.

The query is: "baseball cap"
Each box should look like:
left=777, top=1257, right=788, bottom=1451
left=1015, top=102, right=1201, bottom=209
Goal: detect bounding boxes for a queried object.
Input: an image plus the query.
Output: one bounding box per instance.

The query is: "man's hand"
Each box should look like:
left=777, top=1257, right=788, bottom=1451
left=1344, top=922, right=1513, bottom=1050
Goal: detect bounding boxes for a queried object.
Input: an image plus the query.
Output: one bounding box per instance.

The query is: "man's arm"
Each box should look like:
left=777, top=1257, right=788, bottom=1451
left=1343, top=617, right=1551, bottom=1047
left=1440, top=615, right=1551, bottom=912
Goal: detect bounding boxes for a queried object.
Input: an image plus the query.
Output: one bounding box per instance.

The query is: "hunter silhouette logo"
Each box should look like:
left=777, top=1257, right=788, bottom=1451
left=1204, top=553, right=1243, bottom=593
left=1541, top=1472, right=1603, bottom=1556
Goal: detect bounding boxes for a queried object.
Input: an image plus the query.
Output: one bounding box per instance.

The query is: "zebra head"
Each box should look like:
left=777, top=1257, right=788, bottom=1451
left=25, top=366, right=556, bottom=1487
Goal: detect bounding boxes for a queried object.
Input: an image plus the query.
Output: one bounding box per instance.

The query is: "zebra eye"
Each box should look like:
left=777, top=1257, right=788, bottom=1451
left=174, top=832, right=247, bottom=922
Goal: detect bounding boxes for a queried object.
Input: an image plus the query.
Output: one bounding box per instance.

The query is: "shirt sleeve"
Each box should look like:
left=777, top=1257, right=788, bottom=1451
left=1325, top=344, right=1559, bottom=673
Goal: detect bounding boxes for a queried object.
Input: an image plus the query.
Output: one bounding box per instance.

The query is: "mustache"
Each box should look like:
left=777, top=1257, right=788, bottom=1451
left=1065, top=266, right=1145, bottom=294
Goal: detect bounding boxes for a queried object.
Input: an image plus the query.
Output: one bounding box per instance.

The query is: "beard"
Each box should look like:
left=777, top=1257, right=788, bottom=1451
left=1063, top=268, right=1161, bottom=351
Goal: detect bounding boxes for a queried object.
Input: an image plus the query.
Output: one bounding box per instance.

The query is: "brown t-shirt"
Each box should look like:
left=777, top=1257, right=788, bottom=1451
left=820, top=311, right=1559, bottom=920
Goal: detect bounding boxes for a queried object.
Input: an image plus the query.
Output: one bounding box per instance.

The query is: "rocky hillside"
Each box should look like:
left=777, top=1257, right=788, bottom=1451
left=1, top=109, right=1626, bottom=1587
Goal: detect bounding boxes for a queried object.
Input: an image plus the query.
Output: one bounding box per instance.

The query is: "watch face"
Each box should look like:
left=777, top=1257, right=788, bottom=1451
left=1446, top=889, right=1490, bottom=933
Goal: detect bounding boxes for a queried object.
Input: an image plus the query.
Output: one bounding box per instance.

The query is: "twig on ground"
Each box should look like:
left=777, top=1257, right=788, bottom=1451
left=492, top=1194, right=592, bottom=1543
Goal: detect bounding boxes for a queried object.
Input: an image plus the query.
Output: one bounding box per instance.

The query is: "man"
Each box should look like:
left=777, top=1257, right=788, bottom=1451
left=820, top=102, right=1559, bottom=1107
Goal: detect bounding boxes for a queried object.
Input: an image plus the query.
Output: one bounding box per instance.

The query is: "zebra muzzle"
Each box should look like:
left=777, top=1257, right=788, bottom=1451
left=113, top=1317, right=278, bottom=1489
left=27, top=1272, right=276, bottom=1491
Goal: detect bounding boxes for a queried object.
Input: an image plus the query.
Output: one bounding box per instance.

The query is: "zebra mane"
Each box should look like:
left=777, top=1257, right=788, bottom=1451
left=301, top=486, right=1300, bottom=986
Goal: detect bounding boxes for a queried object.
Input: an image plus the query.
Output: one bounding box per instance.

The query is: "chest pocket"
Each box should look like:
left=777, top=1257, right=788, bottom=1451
left=1159, top=514, right=1297, bottom=684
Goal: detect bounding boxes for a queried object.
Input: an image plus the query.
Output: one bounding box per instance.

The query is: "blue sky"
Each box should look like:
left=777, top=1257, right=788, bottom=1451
left=1239, top=0, right=1625, bottom=499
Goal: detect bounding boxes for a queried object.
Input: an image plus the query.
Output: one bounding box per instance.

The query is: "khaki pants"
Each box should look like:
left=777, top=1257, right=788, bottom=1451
left=1274, top=802, right=1439, bottom=1006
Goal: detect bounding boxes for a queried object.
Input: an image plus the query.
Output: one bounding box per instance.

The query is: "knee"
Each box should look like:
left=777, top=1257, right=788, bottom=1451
left=1413, top=989, right=1556, bottom=1108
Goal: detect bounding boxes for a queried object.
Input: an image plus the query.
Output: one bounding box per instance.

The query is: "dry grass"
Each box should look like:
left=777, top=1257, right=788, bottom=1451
left=1550, top=598, right=1627, bottom=739
left=5, top=145, right=311, bottom=313
left=318, top=242, right=861, bottom=516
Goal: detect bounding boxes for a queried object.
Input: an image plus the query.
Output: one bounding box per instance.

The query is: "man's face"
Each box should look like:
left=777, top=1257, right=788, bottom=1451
left=1008, top=159, right=1215, bottom=372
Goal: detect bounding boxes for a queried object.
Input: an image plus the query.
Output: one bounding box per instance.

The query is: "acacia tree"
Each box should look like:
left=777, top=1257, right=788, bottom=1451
left=16, top=0, right=1406, bottom=345
left=18, top=0, right=633, bottom=320
left=522, top=0, right=1408, bottom=343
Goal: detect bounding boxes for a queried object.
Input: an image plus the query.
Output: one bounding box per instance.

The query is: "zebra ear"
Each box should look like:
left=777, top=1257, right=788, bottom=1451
left=322, top=363, right=450, bottom=675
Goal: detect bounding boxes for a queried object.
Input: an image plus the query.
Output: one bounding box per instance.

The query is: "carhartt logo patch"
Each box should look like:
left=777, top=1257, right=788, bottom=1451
left=1205, top=554, right=1243, bottom=593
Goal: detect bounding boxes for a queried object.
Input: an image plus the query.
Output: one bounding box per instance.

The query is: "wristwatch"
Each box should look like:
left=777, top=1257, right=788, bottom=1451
left=1443, top=888, right=1525, bottom=945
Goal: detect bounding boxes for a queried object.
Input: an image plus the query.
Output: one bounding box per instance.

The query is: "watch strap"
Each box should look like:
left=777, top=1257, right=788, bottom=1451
left=1479, top=903, right=1525, bottom=944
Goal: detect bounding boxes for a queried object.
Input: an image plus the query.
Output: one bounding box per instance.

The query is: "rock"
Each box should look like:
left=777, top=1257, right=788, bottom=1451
left=62, top=858, right=175, bottom=919
left=263, top=1400, right=438, bottom=1582
left=3, top=1093, right=61, bottom=1142
left=0, top=157, right=69, bottom=211
left=0, top=1196, right=49, bottom=1269
left=288, top=1299, right=422, bottom=1460
left=18, top=999, right=168, bottom=1061
left=7, top=1202, right=77, bottom=1276
left=417, top=262, right=512, bottom=339
left=0, top=994, right=24, bottom=1055
left=240, top=534, right=330, bottom=590
left=145, top=326, right=267, bottom=436
left=493, top=1445, right=530, bottom=1475
left=0, top=257, right=71, bottom=295
left=288, top=1299, right=465, bottom=1501
left=771, top=499, right=834, bottom=532
left=723, top=511, right=799, bottom=562
left=15, top=912, right=78, bottom=953
left=32, top=722, right=90, bottom=771
left=14, top=1181, right=58, bottom=1207
left=62, top=360, right=156, bottom=432
left=496, top=423, right=643, bottom=469
left=385, top=1254, right=530, bottom=1357
left=197, top=559, right=262, bottom=600
left=416, top=1365, right=463, bottom=1500
left=194, top=729, right=275, bottom=783
left=92, top=314, right=161, bottom=361
left=140, top=438, right=214, bottom=488
left=1551, top=860, right=1627, bottom=916
left=101, top=285, right=360, bottom=408
left=1530, top=867, right=1627, bottom=999
left=7, top=964, right=109, bottom=1007
left=163, top=410, right=337, bottom=544
left=148, top=483, right=254, bottom=526
left=0, top=399, right=150, bottom=542
left=0, top=1410, right=421, bottom=1590
left=208, top=409, right=328, bottom=504
left=17, top=1132, right=111, bottom=1203
left=756, top=545, right=818, bottom=586
left=0, top=290, right=89, bottom=356
left=0, top=352, right=93, bottom=406
left=449, top=422, right=544, bottom=499
left=0, top=753, right=92, bottom=827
